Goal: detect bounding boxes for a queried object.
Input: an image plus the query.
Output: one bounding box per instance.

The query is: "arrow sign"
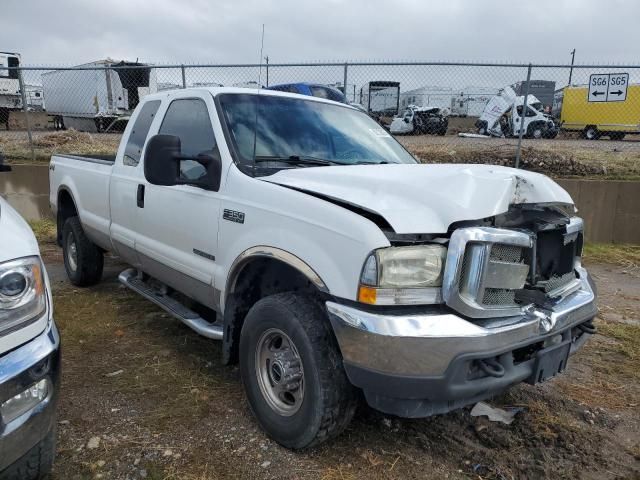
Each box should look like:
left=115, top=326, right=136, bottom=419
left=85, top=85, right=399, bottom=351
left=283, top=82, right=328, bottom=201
left=589, top=73, right=629, bottom=102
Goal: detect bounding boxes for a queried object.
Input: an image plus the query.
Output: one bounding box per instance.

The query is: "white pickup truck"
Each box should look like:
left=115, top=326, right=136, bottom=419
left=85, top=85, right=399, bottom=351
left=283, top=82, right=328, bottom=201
left=1, top=161, right=59, bottom=479
left=49, top=87, right=597, bottom=449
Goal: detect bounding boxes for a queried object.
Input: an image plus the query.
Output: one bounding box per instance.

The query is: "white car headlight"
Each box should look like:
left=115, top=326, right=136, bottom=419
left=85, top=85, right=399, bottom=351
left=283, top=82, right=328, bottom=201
left=358, top=245, right=447, bottom=305
left=0, top=256, right=47, bottom=335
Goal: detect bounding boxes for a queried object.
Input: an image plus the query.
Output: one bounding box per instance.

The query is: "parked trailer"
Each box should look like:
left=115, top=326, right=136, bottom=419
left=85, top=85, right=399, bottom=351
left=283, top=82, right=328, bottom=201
left=42, top=60, right=157, bottom=132
left=359, top=81, right=400, bottom=116
left=0, top=51, right=22, bottom=129
left=559, top=84, right=640, bottom=140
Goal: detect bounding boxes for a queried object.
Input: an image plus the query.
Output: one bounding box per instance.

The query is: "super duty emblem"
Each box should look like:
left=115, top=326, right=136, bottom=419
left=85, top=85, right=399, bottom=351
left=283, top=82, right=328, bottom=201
left=223, top=209, right=245, bottom=224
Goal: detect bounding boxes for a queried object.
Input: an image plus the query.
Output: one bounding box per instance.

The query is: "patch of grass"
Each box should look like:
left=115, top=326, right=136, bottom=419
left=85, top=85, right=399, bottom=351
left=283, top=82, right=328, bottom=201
left=28, top=218, right=56, bottom=244
left=597, top=320, right=640, bottom=361
left=557, top=320, right=640, bottom=409
left=583, top=243, right=640, bottom=269
left=403, top=141, right=640, bottom=180
left=1, top=130, right=119, bottom=163
left=527, top=399, right=583, bottom=439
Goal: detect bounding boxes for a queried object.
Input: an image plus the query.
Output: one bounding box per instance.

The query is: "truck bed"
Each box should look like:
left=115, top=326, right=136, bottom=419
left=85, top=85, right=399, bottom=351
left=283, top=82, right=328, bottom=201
left=49, top=153, right=115, bottom=251
left=53, top=153, right=116, bottom=164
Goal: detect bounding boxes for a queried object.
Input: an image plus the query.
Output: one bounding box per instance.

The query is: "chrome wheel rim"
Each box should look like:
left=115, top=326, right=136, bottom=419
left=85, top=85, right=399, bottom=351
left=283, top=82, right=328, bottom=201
left=255, top=328, right=304, bottom=416
left=66, top=231, right=78, bottom=272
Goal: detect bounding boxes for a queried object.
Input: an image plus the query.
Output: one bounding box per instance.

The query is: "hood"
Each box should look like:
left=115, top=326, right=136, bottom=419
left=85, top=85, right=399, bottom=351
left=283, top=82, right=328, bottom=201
left=389, top=117, right=413, bottom=134
left=262, top=164, right=574, bottom=234
left=0, top=197, right=39, bottom=262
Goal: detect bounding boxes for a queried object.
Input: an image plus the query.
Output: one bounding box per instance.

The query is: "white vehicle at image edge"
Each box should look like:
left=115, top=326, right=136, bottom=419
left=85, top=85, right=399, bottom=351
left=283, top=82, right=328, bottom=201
left=0, top=163, right=59, bottom=479
left=49, top=87, right=597, bottom=449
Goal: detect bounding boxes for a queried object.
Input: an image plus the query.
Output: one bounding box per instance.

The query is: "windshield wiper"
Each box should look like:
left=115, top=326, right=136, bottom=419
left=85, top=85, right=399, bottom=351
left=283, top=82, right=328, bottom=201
left=254, top=155, right=342, bottom=167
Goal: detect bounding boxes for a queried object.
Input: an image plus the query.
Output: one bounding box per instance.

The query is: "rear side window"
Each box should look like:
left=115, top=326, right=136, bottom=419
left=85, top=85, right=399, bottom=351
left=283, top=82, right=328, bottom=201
left=159, top=98, right=217, bottom=181
left=310, top=86, right=344, bottom=102
left=123, top=100, right=161, bottom=166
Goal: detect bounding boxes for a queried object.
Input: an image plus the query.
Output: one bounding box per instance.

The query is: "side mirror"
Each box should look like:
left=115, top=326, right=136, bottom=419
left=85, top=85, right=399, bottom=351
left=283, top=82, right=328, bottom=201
left=144, top=134, right=181, bottom=186
left=143, top=134, right=222, bottom=191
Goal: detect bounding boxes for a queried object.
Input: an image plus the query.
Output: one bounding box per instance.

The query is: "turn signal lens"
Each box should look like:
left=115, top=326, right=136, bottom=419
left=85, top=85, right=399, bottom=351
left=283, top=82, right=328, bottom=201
left=357, top=285, right=377, bottom=304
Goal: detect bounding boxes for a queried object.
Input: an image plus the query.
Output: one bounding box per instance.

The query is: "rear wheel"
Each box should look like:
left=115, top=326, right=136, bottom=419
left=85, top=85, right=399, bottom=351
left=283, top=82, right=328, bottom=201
left=610, top=132, right=625, bottom=141
left=62, top=216, right=103, bottom=286
left=583, top=126, right=600, bottom=140
left=239, top=293, right=357, bottom=449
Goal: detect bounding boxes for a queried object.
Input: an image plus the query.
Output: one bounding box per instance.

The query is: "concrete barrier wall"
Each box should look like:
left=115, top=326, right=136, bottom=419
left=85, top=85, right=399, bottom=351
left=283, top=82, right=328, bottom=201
left=557, top=179, right=640, bottom=244
left=1, top=165, right=638, bottom=244
left=0, top=165, right=52, bottom=220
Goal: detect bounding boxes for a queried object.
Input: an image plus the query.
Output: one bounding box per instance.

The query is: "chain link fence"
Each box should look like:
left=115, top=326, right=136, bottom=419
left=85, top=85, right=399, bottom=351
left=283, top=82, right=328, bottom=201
left=1, top=60, right=639, bottom=177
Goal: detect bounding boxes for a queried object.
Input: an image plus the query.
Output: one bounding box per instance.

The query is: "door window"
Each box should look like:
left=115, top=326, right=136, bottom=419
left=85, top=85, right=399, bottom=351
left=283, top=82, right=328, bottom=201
left=159, top=98, right=217, bottom=181
left=123, top=100, right=161, bottom=166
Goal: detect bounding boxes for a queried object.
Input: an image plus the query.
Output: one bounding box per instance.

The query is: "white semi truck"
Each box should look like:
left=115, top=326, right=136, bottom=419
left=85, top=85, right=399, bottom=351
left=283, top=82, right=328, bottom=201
left=0, top=51, right=22, bottom=129
left=42, top=59, right=157, bottom=132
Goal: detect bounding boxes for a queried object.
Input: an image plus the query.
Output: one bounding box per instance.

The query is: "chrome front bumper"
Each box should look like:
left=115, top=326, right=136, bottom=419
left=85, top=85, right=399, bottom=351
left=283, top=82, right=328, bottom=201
left=0, top=318, right=60, bottom=472
left=327, top=266, right=596, bottom=378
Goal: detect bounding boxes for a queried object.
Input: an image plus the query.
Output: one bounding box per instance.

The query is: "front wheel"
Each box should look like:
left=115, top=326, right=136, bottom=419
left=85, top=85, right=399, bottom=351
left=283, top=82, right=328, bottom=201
left=239, top=293, right=357, bottom=449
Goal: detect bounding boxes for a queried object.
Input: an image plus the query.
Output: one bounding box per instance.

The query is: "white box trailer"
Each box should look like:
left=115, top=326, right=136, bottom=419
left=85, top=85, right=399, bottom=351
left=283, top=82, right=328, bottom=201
left=0, top=52, right=22, bottom=128
left=42, top=60, right=157, bottom=132
left=359, top=81, right=400, bottom=116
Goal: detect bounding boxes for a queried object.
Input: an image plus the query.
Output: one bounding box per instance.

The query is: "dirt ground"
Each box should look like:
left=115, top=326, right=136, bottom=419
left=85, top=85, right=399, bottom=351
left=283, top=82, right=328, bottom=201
left=27, top=223, right=639, bottom=480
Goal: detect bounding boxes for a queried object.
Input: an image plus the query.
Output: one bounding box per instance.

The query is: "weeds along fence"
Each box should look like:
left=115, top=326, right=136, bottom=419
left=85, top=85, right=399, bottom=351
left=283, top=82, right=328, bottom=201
left=1, top=61, right=640, bottom=169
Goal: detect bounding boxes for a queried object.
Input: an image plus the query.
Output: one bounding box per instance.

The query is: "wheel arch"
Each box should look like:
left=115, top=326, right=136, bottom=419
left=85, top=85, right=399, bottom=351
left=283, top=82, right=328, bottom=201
left=56, top=186, right=78, bottom=246
left=221, top=246, right=330, bottom=365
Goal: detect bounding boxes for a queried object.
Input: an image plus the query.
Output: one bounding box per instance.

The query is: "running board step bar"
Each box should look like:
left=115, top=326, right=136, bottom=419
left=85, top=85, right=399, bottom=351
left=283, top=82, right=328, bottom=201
left=118, top=268, right=223, bottom=340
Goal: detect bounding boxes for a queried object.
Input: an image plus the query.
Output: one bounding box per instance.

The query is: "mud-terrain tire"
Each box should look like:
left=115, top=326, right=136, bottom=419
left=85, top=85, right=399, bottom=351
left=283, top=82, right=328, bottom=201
left=239, top=293, right=357, bottom=449
left=62, top=216, right=103, bottom=286
left=0, top=428, right=55, bottom=480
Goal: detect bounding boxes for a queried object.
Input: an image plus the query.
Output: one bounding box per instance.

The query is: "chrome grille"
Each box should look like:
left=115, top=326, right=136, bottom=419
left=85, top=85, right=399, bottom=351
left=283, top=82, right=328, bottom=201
left=544, top=271, right=578, bottom=293
left=490, top=244, right=523, bottom=263
left=482, top=288, right=517, bottom=305
left=443, top=227, right=533, bottom=319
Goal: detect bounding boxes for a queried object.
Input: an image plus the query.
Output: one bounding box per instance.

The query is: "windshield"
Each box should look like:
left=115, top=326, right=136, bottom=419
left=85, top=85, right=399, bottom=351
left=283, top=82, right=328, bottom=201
left=218, top=93, right=417, bottom=172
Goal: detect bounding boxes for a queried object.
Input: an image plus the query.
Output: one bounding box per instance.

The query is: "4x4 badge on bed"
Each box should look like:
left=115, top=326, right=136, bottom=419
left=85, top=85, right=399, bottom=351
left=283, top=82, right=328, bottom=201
left=223, top=209, right=245, bottom=224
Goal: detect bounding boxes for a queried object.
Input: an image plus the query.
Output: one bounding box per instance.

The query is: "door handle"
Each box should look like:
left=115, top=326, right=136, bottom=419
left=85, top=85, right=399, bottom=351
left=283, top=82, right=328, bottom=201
left=137, top=184, right=145, bottom=208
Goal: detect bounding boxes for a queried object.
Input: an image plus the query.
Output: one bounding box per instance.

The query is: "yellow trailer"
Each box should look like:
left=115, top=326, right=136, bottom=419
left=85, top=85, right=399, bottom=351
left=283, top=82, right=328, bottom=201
left=559, top=84, right=640, bottom=140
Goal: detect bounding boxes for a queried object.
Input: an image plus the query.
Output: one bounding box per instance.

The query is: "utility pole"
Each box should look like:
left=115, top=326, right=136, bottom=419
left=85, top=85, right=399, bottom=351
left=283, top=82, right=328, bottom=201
left=264, top=55, right=269, bottom=87
left=568, top=49, right=576, bottom=86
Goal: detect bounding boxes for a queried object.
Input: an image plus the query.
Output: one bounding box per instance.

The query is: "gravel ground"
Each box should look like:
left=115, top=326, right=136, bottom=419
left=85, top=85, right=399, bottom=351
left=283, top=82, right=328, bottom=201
left=31, top=232, right=640, bottom=480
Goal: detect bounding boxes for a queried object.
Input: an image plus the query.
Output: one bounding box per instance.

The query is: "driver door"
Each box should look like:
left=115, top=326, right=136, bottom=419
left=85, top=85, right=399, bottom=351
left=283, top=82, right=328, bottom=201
left=135, top=93, right=222, bottom=310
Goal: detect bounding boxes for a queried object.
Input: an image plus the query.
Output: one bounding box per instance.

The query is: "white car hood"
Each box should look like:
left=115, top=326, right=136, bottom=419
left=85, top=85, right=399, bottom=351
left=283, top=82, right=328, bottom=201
left=389, top=117, right=413, bottom=134
left=262, top=164, right=574, bottom=234
left=0, top=196, right=39, bottom=262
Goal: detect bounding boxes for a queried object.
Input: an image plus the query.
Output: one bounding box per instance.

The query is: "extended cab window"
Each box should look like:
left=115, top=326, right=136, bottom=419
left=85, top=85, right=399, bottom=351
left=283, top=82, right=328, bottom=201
left=159, top=98, right=217, bottom=181
left=123, top=100, right=160, bottom=166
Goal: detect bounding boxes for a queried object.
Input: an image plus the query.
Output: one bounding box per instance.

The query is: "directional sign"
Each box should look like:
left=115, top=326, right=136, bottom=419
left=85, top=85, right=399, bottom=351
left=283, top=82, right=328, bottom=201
left=588, top=73, right=629, bottom=102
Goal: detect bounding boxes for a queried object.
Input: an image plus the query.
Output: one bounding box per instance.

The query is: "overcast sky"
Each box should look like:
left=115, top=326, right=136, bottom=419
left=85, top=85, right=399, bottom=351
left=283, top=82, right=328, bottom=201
left=1, top=0, right=638, bottom=66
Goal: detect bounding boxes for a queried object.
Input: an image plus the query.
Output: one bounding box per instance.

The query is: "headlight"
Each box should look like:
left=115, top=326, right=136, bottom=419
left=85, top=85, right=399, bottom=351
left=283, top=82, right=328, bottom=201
left=0, top=256, right=46, bottom=335
left=358, top=245, right=447, bottom=305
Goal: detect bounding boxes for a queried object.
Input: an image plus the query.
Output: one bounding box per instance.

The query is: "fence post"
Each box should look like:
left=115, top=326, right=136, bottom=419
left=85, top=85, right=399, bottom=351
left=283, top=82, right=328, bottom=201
left=343, top=62, right=349, bottom=102
left=17, top=68, right=35, bottom=162
left=181, top=65, right=187, bottom=89
left=515, top=63, right=532, bottom=169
